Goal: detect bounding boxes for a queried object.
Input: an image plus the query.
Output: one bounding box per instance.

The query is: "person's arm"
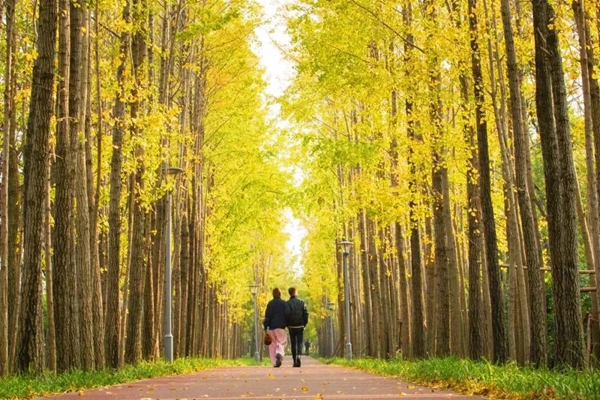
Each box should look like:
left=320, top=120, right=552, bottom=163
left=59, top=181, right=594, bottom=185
left=263, top=302, right=271, bottom=330
left=302, top=302, right=309, bottom=326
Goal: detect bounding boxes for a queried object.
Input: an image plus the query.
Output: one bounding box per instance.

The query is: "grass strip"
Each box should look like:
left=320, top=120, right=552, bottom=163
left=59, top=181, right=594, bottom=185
left=326, top=357, right=600, bottom=399
left=0, top=357, right=255, bottom=399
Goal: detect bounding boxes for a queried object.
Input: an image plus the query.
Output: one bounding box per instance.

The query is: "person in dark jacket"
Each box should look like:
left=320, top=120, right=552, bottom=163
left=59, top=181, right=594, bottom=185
left=286, top=287, right=309, bottom=367
left=263, top=287, right=288, bottom=367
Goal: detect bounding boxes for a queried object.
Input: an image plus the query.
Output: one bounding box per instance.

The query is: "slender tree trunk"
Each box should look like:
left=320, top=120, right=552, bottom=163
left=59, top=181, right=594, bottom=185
left=442, top=168, right=464, bottom=356
left=487, top=1, right=530, bottom=363
left=105, top=0, right=131, bottom=369
left=44, top=162, right=56, bottom=372
left=469, top=0, right=507, bottom=363
left=0, top=0, right=16, bottom=377
left=53, top=0, right=81, bottom=372
left=466, top=137, right=484, bottom=360
left=390, top=89, right=411, bottom=356
left=458, top=65, right=485, bottom=359
left=124, top=0, right=148, bottom=364
left=574, top=0, right=600, bottom=360
left=358, top=210, right=373, bottom=356
left=69, top=0, right=95, bottom=370
left=500, top=0, right=547, bottom=367
left=17, top=0, right=57, bottom=373
left=424, top=217, right=436, bottom=353
left=143, top=211, right=156, bottom=360
left=7, top=80, right=20, bottom=370
left=532, top=0, right=584, bottom=369
left=90, top=1, right=105, bottom=368
left=433, top=161, right=450, bottom=357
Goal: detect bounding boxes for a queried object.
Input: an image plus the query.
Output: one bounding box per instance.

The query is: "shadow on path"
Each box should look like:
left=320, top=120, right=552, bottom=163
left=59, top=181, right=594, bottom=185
left=39, top=356, right=485, bottom=399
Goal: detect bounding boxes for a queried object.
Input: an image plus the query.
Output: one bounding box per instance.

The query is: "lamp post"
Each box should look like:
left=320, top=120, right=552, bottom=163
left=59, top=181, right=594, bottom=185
left=164, top=166, right=183, bottom=362
left=338, top=240, right=353, bottom=360
left=250, top=284, right=260, bottom=362
left=327, top=301, right=335, bottom=358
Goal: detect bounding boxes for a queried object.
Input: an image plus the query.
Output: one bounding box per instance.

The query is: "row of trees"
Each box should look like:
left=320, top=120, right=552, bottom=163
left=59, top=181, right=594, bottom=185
left=293, top=0, right=599, bottom=369
left=0, top=0, right=294, bottom=375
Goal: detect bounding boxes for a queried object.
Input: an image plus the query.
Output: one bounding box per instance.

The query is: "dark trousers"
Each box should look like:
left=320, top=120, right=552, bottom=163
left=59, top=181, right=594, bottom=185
left=288, top=327, right=304, bottom=360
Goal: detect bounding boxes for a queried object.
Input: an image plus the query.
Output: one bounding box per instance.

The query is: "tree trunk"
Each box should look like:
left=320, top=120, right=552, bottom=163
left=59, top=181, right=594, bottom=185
left=367, top=216, right=382, bottom=357
left=466, top=137, right=484, bottom=360
left=532, top=0, right=584, bottom=369
left=105, top=0, right=131, bottom=369
left=469, top=0, right=507, bottom=363
left=88, top=2, right=105, bottom=368
left=433, top=161, right=450, bottom=357
left=7, top=86, right=20, bottom=370
left=424, top=217, right=436, bottom=353
left=124, top=0, right=148, bottom=364
left=357, top=209, right=372, bottom=357
left=0, top=0, right=16, bottom=377
left=501, top=0, right=547, bottom=367
left=390, top=88, right=411, bottom=357
left=17, top=0, right=57, bottom=373
left=143, top=211, right=157, bottom=360
left=69, top=0, right=95, bottom=370
left=487, top=9, right=530, bottom=363
left=574, top=0, right=600, bottom=361
left=53, top=0, right=81, bottom=372
left=442, top=168, right=464, bottom=356
left=44, top=160, right=56, bottom=373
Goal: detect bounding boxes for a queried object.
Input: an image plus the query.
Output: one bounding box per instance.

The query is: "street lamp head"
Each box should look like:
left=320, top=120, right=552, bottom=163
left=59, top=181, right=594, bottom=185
left=337, top=240, right=353, bottom=255
left=249, top=283, right=259, bottom=296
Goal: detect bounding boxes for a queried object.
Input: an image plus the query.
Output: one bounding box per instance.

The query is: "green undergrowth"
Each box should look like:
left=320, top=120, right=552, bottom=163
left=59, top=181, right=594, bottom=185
left=0, top=357, right=255, bottom=399
left=326, top=357, right=600, bottom=399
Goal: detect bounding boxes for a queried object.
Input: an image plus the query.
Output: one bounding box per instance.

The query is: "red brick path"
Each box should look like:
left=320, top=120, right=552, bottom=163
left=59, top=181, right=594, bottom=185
left=38, top=356, right=485, bottom=399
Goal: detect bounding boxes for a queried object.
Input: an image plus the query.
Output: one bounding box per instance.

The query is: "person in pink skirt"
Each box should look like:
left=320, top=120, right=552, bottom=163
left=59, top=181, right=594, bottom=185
left=263, top=287, right=288, bottom=367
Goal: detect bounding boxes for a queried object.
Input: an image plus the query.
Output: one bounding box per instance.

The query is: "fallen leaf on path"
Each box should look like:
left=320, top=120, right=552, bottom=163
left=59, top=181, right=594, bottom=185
left=314, top=394, right=324, bottom=400
left=301, top=386, right=309, bottom=392
left=407, top=385, right=416, bottom=389
left=78, top=391, right=84, bottom=396
left=399, top=392, right=406, bottom=396
left=267, top=374, right=275, bottom=379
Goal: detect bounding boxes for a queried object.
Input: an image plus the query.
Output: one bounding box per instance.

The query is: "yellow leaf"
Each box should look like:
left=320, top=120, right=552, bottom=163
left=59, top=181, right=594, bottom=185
left=302, top=386, right=309, bottom=392
left=78, top=391, right=84, bottom=396
left=315, top=394, right=324, bottom=400
left=267, top=374, right=275, bottom=379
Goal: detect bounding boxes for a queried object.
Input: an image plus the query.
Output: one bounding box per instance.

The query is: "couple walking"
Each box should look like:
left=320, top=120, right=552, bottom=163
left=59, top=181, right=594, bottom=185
left=263, top=287, right=308, bottom=368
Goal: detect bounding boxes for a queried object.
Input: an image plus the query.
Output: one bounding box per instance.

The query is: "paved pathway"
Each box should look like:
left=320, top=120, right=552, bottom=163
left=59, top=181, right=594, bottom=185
left=39, top=356, right=484, bottom=399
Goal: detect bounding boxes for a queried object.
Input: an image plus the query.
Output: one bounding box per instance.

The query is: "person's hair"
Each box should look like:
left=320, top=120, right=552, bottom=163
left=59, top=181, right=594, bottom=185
left=288, top=287, right=297, bottom=296
left=272, top=287, right=281, bottom=298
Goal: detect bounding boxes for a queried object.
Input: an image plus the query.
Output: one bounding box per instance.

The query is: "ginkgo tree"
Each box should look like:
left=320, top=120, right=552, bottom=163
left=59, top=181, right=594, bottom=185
left=283, top=0, right=594, bottom=369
